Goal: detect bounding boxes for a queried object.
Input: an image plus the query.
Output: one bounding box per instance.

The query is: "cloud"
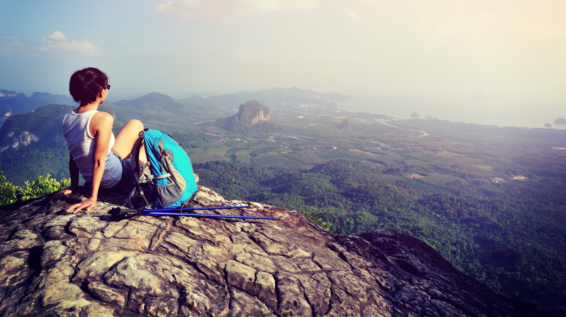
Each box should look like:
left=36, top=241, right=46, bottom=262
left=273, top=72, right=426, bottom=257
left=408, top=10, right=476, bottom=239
left=47, top=31, right=67, bottom=40
left=0, top=36, right=24, bottom=51
left=155, top=0, right=319, bottom=20
left=40, top=31, right=97, bottom=52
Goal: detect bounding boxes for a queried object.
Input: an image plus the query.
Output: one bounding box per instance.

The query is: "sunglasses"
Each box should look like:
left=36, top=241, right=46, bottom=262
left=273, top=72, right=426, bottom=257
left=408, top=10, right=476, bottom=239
left=106, top=84, right=111, bottom=90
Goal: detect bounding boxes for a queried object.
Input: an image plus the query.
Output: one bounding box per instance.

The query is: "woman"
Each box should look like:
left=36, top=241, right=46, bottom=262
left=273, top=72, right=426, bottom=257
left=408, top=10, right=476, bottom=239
left=54, top=67, right=146, bottom=213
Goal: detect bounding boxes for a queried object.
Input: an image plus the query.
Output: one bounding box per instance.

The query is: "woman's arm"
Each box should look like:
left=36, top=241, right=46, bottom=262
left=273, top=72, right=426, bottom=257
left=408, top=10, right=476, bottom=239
left=69, top=155, right=79, bottom=189
left=51, top=155, right=80, bottom=200
left=66, top=112, right=114, bottom=213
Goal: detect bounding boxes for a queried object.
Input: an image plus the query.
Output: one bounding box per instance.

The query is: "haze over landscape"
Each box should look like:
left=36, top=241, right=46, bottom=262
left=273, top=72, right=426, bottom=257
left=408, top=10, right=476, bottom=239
left=1, top=0, right=565, bottom=127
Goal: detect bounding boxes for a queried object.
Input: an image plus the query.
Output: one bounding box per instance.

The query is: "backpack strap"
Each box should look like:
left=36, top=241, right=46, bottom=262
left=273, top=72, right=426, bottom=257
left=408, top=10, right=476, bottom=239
left=131, top=132, right=145, bottom=184
left=127, top=130, right=152, bottom=210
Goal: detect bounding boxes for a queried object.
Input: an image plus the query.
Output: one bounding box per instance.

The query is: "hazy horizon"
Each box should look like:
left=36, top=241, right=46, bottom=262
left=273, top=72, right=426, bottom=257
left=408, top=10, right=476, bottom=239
left=3, top=85, right=564, bottom=129
left=1, top=0, right=564, bottom=128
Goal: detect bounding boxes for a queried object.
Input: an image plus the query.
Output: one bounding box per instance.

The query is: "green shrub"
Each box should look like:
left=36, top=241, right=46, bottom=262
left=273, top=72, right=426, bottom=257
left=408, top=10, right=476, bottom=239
left=0, top=171, right=69, bottom=206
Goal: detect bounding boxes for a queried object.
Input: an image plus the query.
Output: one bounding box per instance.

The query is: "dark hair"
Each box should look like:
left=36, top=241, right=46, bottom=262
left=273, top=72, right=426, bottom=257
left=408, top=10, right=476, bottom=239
left=69, top=67, right=109, bottom=105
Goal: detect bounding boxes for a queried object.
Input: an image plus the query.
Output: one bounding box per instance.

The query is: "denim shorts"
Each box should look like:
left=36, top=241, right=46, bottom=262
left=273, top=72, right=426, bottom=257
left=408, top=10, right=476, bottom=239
left=110, top=153, right=135, bottom=191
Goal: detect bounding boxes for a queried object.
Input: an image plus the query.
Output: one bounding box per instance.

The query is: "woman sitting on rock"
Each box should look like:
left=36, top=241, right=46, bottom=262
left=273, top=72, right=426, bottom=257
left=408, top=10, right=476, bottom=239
left=54, top=67, right=146, bottom=213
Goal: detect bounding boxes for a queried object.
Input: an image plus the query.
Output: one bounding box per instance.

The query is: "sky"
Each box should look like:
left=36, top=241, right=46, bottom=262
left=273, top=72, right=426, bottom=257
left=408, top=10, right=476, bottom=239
left=0, top=0, right=565, bottom=126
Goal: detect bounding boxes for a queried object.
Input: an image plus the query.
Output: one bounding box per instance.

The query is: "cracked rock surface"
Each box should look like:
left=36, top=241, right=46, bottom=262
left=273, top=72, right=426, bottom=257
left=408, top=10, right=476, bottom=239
left=0, top=186, right=544, bottom=316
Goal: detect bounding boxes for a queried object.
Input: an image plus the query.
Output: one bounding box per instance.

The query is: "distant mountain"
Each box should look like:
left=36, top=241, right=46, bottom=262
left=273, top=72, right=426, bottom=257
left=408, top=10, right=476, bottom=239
left=0, top=89, right=74, bottom=114
left=0, top=90, right=20, bottom=98
left=253, top=87, right=350, bottom=103
left=181, top=87, right=345, bottom=111
left=0, top=104, right=72, bottom=151
left=214, top=100, right=277, bottom=132
left=114, top=92, right=186, bottom=112
left=554, top=118, right=566, bottom=125
left=106, top=92, right=218, bottom=132
left=0, top=104, right=12, bottom=127
left=0, top=104, right=11, bottom=116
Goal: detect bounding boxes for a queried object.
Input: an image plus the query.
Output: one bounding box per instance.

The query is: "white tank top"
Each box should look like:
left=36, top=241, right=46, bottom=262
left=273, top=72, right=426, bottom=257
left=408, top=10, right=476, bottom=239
left=62, top=110, right=122, bottom=188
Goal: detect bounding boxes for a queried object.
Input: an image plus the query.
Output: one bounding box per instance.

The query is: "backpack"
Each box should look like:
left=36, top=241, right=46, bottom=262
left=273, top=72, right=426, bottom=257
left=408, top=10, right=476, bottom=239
left=129, top=129, right=198, bottom=209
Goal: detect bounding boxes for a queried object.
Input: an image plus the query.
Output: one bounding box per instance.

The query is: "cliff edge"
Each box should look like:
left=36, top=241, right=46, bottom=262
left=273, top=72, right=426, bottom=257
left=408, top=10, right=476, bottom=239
left=0, top=186, right=544, bottom=316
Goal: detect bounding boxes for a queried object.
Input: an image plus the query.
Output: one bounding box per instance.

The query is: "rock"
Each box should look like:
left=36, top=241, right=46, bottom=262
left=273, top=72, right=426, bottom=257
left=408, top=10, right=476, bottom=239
left=75, top=250, right=139, bottom=281
left=41, top=281, right=84, bottom=307
left=254, top=271, right=277, bottom=309
left=0, top=251, right=31, bottom=289
left=275, top=273, right=312, bottom=316
left=0, top=229, right=42, bottom=258
left=69, top=216, right=108, bottom=238
left=234, top=252, right=277, bottom=274
left=88, top=281, right=126, bottom=307
left=102, top=220, right=128, bottom=238
left=0, top=186, right=546, bottom=316
left=216, top=100, right=276, bottom=131
left=296, top=272, right=331, bottom=316
left=112, top=220, right=157, bottom=251
left=225, top=260, right=257, bottom=293
left=40, top=240, right=68, bottom=268
left=228, top=288, right=275, bottom=317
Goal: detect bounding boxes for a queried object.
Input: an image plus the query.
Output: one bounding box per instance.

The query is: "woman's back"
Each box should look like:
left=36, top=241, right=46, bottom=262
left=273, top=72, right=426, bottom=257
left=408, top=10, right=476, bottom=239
left=62, top=109, right=121, bottom=188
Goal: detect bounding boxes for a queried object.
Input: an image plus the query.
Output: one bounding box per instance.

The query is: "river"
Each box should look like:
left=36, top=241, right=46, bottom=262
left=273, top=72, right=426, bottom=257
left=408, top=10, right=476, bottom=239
left=374, top=119, right=430, bottom=138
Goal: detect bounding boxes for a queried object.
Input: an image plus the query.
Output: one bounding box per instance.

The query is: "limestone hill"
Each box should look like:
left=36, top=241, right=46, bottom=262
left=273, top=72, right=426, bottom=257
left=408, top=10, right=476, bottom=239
left=0, top=90, right=73, bottom=115
left=0, top=187, right=544, bottom=316
left=215, top=100, right=277, bottom=132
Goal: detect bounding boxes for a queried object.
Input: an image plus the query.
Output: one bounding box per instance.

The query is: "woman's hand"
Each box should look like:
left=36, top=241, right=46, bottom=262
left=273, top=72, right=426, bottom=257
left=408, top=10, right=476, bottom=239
left=66, top=197, right=97, bottom=214
left=51, top=187, right=74, bottom=200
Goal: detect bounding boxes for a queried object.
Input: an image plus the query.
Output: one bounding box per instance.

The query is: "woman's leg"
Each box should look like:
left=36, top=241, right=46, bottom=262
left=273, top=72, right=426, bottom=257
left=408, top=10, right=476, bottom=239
left=113, top=119, right=147, bottom=163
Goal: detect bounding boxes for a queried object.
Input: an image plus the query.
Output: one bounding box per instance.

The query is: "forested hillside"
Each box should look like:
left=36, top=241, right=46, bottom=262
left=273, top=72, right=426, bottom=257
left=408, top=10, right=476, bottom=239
left=0, top=104, right=121, bottom=185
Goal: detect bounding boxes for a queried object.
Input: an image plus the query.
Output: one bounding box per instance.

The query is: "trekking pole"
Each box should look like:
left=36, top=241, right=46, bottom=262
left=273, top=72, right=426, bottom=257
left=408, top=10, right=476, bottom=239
left=109, top=205, right=281, bottom=221
left=143, top=211, right=280, bottom=220
left=144, top=205, right=250, bottom=212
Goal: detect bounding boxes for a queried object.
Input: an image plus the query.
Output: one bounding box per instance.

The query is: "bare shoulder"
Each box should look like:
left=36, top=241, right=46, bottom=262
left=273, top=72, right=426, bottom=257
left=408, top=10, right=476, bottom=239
left=91, top=111, right=114, bottom=125
left=92, top=111, right=113, bottom=121
left=90, top=111, right=114, bottom=134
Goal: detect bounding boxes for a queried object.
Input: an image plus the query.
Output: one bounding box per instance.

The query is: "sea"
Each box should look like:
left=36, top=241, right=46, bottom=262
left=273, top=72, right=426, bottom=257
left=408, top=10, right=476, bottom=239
left=335, top=94, right=566, bottom=130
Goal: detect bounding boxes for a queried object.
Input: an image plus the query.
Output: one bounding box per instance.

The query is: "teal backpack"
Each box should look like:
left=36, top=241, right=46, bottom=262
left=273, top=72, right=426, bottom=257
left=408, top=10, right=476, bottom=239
left=129, top=129, right=198, bottom=209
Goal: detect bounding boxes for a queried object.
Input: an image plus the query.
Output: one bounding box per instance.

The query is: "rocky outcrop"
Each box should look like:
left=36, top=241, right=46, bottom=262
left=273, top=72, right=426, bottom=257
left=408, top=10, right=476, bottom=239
left=216, top=100, right=275, bottom=132
left=0, top=186, right=543, bottom=316
left=0, top=131, right=39, bottom=152
left=0, top=104, right=117, bottom=153
left=0, top=104, right=11, bottom=118
left=0, top=90, right=18, bottom=98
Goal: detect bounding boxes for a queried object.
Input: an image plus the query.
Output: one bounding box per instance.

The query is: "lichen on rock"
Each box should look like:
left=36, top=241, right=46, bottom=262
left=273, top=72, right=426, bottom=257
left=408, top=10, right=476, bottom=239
left=0, top=185, right=545, bottom=316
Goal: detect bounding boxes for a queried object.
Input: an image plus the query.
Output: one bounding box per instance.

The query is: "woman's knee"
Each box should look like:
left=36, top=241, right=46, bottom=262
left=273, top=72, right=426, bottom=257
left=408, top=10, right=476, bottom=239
left=126, top=119, right=144, bottom=131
